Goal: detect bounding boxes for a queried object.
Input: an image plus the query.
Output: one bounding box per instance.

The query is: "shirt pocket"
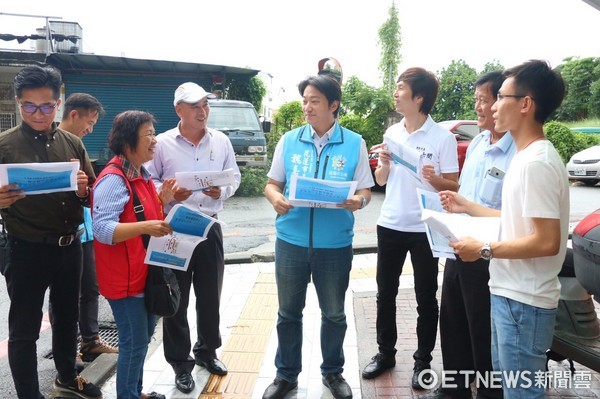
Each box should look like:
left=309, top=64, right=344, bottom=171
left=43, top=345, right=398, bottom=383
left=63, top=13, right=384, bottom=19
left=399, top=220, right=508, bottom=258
left=480, top=173, right=503, bottom=208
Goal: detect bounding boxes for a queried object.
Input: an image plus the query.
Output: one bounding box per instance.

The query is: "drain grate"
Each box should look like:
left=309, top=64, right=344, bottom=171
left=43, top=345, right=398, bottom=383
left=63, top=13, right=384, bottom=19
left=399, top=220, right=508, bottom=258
left=44, top=324, right=119, bottom=360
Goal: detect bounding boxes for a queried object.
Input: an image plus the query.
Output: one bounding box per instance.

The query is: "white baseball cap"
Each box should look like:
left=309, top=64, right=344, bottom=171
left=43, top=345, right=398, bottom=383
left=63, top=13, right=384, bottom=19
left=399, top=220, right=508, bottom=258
left=173, top=82, right=216, bottom=106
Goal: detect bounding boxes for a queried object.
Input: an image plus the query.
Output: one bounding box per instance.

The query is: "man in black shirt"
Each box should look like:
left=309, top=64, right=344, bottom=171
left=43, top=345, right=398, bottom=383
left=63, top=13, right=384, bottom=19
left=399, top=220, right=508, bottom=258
left=0, top=65, right=101, bottom=399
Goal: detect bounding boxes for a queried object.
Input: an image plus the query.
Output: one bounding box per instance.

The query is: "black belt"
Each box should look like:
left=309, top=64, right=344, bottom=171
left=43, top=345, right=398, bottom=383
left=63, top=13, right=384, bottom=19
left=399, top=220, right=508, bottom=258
left=10, top=229, right=84, bottom=247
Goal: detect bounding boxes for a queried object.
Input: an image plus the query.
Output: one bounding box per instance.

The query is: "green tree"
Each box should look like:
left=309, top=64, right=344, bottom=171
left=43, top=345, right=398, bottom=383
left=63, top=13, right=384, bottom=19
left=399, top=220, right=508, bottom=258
left=223, top=76, right=267, bottom=113
left=378, top=1, right=402, bottom=93
left=341, top=76, right=393, bottom=148
left=481, top=60, right=504, bottom=74
left=268, top=101, right=304, bottom=159
left=555, top=57, right=600, bottom=121
left=431, top=60, right=477, bottom=121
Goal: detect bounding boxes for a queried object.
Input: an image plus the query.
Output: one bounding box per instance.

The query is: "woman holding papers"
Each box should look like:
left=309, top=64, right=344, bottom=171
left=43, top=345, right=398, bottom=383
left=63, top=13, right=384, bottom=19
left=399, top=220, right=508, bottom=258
left=263, top=74, right=373, bottom=399
left=92, top=110, right=174, bottom=399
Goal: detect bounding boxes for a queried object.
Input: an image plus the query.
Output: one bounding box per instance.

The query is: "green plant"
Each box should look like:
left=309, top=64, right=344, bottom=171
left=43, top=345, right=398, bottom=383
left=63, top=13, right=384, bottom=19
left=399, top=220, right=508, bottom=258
left=236, top=167, right=268, bottom=197
left=544, top=121, right=600, bottom=164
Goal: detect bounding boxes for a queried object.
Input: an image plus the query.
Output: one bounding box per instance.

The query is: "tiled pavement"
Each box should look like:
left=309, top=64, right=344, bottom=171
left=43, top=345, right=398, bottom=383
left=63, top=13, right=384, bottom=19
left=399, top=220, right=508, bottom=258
left=96, top=253, right=600, bottom=398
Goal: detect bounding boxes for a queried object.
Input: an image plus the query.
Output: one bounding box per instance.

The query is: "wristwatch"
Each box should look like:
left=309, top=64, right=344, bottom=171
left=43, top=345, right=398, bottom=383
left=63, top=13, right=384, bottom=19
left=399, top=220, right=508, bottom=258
left=359, top=195, right=367, bottom=209
left=480, top=242, right=493, bottom=261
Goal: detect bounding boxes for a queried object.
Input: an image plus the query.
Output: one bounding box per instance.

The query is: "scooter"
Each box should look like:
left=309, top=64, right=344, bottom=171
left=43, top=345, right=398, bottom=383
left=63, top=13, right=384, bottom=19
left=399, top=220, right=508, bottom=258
left=547, top=208, right=600, bottom=373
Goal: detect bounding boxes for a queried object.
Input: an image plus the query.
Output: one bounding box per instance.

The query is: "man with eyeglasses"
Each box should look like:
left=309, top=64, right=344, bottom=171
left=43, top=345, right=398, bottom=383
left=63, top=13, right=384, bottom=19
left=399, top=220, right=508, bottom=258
left=145, top=82, right=240, bottom=394
left=420, top=71, right=515, bottom=399
left=0, top=65, right=101, bottom=399
left=441, top=60, right=569, bottom=399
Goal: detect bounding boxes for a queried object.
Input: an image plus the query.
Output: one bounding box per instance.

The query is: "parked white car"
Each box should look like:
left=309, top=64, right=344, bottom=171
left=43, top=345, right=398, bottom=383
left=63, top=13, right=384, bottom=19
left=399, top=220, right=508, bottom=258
left=567, top=145, right=600, bottom=186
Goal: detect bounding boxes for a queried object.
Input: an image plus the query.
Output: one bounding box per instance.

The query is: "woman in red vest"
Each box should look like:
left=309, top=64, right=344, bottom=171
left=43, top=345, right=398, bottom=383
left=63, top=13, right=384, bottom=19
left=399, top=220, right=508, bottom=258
left=92, top=110, right=175, bottom=399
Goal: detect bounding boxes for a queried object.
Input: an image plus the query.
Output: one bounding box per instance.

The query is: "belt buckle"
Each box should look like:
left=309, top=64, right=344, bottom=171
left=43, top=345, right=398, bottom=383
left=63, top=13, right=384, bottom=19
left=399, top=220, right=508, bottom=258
left=58, top=234, right=74, bottom=246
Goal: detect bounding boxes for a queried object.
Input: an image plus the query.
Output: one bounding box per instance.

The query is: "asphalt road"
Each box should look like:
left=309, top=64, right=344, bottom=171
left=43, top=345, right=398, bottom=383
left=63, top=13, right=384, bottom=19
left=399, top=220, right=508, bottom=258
left=0, top=183, right=598, bottom=398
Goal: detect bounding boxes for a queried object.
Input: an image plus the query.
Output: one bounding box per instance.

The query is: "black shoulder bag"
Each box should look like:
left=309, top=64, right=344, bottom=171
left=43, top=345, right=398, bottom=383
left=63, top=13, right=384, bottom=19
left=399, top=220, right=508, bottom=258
left=113, top=165, right=181, bottom=318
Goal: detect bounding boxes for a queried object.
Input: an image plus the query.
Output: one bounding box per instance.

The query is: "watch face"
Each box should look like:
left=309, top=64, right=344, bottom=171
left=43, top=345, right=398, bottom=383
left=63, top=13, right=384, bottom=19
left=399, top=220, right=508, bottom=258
left=481, top=248, right=492, bottom=260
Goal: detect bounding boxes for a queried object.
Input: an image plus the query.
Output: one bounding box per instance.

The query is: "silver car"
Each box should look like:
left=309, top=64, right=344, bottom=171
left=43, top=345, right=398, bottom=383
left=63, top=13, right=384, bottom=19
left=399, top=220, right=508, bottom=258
left=567, top=145, right=600, bottom=186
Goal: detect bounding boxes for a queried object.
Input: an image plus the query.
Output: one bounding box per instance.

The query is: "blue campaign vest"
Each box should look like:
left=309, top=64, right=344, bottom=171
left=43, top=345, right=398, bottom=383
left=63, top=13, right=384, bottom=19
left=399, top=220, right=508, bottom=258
left=276, top=123, right=362, bottom=249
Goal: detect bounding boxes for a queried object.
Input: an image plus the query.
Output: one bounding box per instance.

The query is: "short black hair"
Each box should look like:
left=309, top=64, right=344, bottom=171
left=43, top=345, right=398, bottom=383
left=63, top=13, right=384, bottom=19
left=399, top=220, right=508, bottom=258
left=62, top=93, right=106, bottom=120
left=298, top=75, right=342, bottom=118
left=504, top=60, right=566, bottom=123
left=108, top=111, right=156, bottom=155
left=14, top=64, right=62, bottom=99
left=397, top=67, right=439, bottom=115
left=475, top=70, right=505, bottom=98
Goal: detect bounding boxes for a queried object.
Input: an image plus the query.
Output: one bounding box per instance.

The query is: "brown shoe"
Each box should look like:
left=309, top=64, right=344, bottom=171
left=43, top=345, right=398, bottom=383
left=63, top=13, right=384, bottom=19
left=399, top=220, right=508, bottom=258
left=75, top=352, right=85, bottom=372
left=80, top=336, right=118, bottom=355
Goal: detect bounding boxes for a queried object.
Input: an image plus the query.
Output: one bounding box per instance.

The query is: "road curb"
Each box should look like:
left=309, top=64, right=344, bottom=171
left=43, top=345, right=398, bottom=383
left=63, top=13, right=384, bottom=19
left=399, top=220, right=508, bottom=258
left=224, top=244, right=377, bottom=265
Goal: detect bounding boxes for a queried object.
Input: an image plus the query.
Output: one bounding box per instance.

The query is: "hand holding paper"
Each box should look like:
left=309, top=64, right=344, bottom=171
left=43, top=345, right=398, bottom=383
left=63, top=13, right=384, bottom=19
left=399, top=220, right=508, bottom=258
left=288, top=174, right=357, bottom=209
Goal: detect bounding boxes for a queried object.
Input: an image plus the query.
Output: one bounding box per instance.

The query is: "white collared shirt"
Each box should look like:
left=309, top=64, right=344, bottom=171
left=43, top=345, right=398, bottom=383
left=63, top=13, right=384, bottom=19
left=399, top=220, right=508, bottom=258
left=145, top=124, right=241, bottom=215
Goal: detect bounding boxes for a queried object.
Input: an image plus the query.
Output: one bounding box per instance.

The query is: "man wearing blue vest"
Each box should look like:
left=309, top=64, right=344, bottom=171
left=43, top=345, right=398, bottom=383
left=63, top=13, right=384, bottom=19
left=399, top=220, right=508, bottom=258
left=262, top=74, right=373, bottom=399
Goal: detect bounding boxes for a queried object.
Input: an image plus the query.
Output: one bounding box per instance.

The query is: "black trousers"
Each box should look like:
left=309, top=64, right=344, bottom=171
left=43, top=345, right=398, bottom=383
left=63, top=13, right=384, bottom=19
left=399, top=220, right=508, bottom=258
left=163, top=223, right=224, bottom=373
left=440, top=257, right=503, bottom=399
left=375, top=226, right=439, bottom=364
left=5, top=237, right=82, bottom=399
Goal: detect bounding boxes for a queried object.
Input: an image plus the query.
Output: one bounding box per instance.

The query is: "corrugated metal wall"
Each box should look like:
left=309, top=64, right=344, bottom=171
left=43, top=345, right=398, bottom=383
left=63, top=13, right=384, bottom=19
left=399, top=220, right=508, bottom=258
left=62, top=72, right=212, bottom=165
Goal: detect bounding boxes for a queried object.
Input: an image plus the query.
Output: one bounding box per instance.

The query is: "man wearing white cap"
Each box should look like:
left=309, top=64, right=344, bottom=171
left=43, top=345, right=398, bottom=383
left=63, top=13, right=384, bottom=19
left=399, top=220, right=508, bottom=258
left=145, top=82, right=241, bottom=394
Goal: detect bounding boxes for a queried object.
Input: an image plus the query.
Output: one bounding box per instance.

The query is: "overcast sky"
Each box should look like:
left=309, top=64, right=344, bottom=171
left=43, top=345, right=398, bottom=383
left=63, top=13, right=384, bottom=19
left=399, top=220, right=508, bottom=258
left=1, top=0, right=599, bottom=104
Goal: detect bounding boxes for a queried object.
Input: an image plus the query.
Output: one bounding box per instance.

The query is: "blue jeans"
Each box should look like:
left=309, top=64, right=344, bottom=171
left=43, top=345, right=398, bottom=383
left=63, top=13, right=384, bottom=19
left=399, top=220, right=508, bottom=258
left=108, top=296, right=156, bottom=399
left=491, top=294, right=556, bottom=399
left=274, top=239, right=352, bottom=382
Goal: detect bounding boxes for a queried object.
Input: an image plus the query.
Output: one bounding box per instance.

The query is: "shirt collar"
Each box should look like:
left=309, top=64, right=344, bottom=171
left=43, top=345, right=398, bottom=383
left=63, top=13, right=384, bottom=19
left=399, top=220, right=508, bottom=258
left=484, top=130, right=515, bottom=153
left=21, top=121, right=58, bottom=140
left=117, top=154, right=143, bottom=180
left=401, top=115, right=434, bottom=134
left=176, top=123, right=213, bottom=144
left=309, top=123, right=335, bottom=141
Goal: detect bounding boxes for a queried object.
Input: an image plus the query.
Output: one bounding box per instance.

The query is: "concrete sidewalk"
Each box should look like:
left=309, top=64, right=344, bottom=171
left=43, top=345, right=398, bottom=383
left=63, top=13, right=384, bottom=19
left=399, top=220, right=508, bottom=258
left=65, top=251, right=600, bottom=399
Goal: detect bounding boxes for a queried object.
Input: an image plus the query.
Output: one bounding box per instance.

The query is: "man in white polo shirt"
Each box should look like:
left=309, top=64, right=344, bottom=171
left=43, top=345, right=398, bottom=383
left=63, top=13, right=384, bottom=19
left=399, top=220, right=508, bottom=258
left=362, top=67, right=459, bottom=390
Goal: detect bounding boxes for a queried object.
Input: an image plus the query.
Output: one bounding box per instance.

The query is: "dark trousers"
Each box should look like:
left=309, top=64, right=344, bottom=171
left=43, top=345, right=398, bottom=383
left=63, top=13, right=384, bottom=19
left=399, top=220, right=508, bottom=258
left=375, top=226, right=439, bottom=364
left=5, top=237, right=82, bottom=399
left=47, top=241, right=99, bottom=341
left=78, top=241, right=99, bottom=341
left=440, top=258, right=503, bottom=399
left=163, top=223, right=224, bottom=373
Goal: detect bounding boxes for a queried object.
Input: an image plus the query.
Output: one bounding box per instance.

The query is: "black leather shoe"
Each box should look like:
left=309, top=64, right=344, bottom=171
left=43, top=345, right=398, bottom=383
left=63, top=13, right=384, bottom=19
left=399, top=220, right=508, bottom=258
left=322, top=374, right=353, bottom=399
left=262, top=377, right=298, bottom=399
left=143, top=392, right=166, bottom=399
left=412, top=361, right=433, bottom=390
left=197, top=357, right=228, bottom=376
left=362, top=353, right=396, bottom=379
left=175, top=371, right=195, bottom=393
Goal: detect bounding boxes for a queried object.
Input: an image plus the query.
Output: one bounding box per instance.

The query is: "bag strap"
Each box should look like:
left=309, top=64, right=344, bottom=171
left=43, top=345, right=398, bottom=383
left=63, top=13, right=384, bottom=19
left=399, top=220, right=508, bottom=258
left=105, top=162, right=150, bottom=249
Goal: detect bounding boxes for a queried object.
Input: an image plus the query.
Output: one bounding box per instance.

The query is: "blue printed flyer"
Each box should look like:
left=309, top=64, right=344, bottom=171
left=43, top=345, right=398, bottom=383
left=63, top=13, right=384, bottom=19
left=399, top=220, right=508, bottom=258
left=144, top=204, right=223, bottom=271
left=288, top=174, right=357, bottom=209
left=0, top=162, right=79, bottom=195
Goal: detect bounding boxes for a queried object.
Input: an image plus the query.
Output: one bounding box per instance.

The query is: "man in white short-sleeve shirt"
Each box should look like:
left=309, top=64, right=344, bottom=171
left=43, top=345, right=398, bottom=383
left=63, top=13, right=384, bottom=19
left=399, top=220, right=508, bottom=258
left=442, top=60, right=569, bottom=399
left=362, top=67, right=459, bottom=390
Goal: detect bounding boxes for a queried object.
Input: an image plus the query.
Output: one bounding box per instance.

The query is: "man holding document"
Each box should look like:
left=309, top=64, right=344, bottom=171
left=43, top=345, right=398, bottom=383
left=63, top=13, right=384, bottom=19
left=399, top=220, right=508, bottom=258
left=420, top=71, right=514, bottom=399
left=441, top=60, right=569, bottom=398
left=145, top=82, right=240, bottom=393
left=262, top=74, right=373, bottom=399
left=362, top=67, right=459, bottom=389
left=0, top=65, right=100, bottom=398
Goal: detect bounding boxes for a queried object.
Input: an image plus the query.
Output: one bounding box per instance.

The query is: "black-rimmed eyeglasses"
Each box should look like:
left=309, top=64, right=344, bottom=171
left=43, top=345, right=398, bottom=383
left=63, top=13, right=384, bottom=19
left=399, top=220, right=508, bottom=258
left=18, top=101, right=58, bottom=115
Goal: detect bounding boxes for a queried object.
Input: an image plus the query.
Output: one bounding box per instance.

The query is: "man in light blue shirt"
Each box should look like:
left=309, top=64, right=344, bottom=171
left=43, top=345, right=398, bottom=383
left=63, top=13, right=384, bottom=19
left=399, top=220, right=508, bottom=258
left=145, top=82, right=240, bottom=394
left=420, top=71, right=515, bottom=399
